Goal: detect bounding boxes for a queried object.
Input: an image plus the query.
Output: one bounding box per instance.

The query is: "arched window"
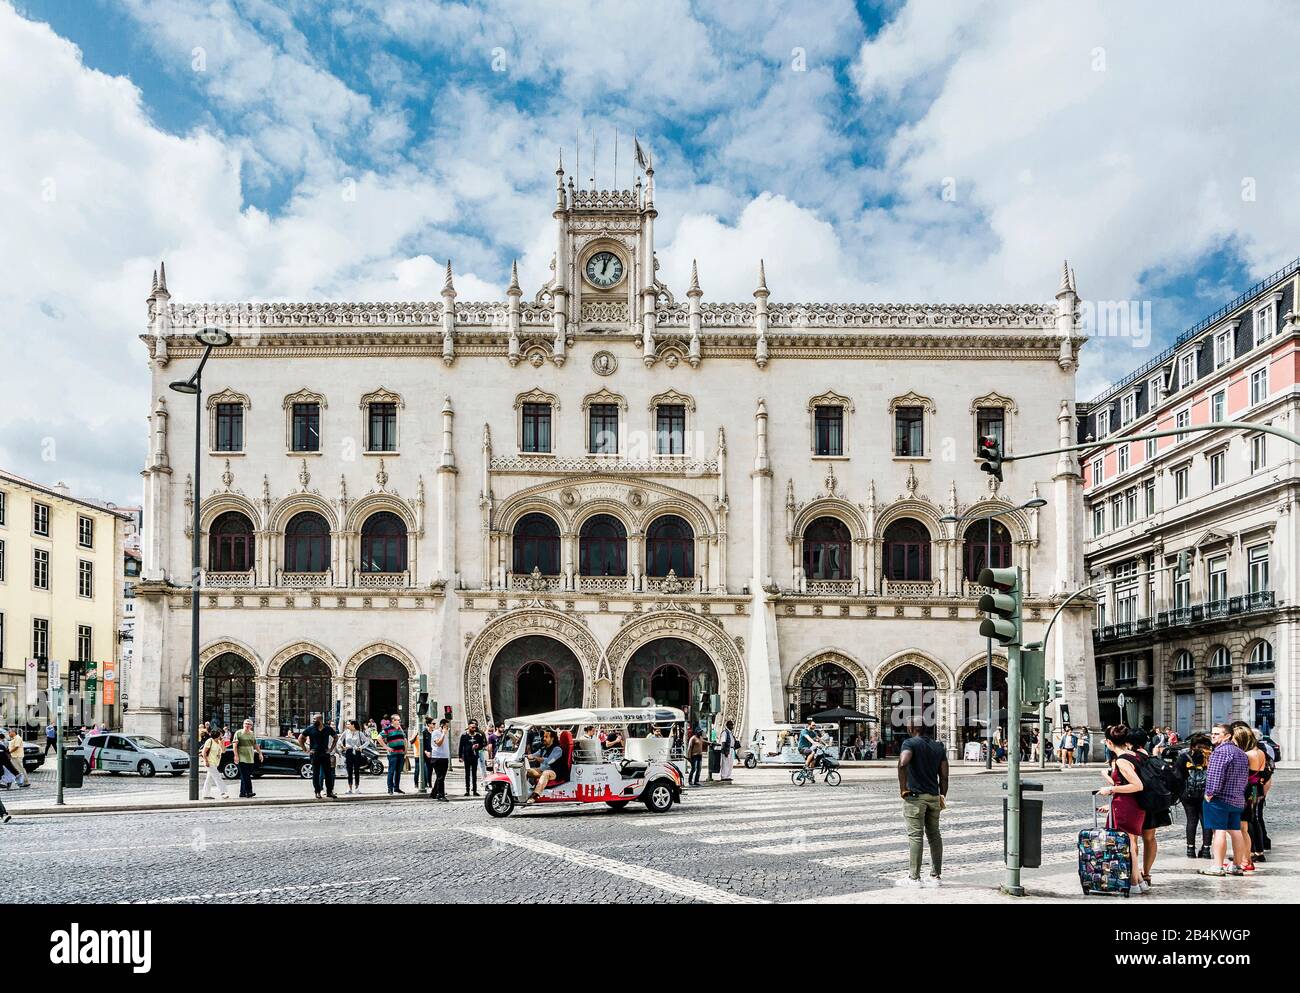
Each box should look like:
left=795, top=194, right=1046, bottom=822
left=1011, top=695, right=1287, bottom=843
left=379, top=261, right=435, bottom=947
left=803, top=517, right=851, bottom=580
left=1249, top=641, right=1274, bottom=671
left=1209, top=646, right=1231, bottom=671
left=646, top=515, right=694, bottom=577
left=799, top=662, right=856, bottom=720
left=1173, top=649, right=1194, bottom=673
left=209, top=511, right=255, bottom=572
left=963, top=519, right=1013, bottom=581
left=202, top=652, right=256, bottom=728
left=512, top=513, right=561, bottom=575
left=277, top=653, right=332, bottom=732
left=284, top=512, right=330, bottom=573
left=579, top=514, right=627, bottom=576
left=360, top=512, right=407, bottom=573
left=883, top=518, right=931, bottom=581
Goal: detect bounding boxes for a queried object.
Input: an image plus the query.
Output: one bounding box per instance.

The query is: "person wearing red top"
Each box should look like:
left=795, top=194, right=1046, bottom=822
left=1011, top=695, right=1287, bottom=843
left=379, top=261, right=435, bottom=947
left=1096, top=724, right=1147, bottom=894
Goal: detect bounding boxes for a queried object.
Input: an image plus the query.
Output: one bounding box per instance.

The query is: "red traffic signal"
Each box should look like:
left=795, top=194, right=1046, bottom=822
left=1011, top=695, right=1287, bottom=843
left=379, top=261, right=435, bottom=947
left=977, top=435, right=1004, bottom=482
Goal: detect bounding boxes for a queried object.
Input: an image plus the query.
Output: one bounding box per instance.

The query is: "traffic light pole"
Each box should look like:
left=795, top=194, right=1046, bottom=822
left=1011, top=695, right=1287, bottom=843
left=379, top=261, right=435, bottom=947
left=1004, top=640, right=1024, bottom=897
left=1038, top=700, right=1047, bottom=770
left=1004, top=419, right=1300, bottom=468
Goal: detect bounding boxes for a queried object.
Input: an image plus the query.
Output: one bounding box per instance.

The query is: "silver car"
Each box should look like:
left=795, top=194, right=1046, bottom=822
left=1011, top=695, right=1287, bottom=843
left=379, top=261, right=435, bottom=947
left=79, top=733, right=191, bottom=777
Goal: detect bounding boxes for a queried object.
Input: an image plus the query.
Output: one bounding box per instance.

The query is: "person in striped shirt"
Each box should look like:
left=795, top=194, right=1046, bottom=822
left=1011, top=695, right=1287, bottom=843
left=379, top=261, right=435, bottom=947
left=383, top=714, right=407, bottom=795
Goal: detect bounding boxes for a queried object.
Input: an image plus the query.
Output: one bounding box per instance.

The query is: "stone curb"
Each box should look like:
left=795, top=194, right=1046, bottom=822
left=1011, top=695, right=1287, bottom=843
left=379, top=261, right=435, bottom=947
left=4, top=791, right=483, bottom=817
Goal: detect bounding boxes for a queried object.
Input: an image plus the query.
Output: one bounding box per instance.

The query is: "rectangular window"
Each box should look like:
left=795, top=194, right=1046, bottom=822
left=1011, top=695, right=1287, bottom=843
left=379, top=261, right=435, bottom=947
left=367, top=402, right=397, bottom=452
left=894, top=407, right=924, bottom=456
left=1255, top=303, right=1276, bottom=345
left=32, top=618, right=48, bottom=660
left=1248, top=545, right=1268, bottom=592
left=1091, top=459, right=1103, bottom=486
left=1096, top=409, right=1111, bottom=437
left=0, top=489, right=6, bottom=525
left=76, top=625, right=92, bottom=662
left=1179, top=352, right=1196, bottom=389
left=813, top=406, right=843, bottom=457
left=78, top=514, right=94, bottom=548
left=1110, top=494, right=1122, bottom=528
left=1118, top=445, right=1129, bottom=474
left=291, top=402, right=320, bottom=453
left=1209, top=451, right=1226, bottom=489
left=1145, top=437, right=1157, bottom=461
left=1250, top=434, right=1266, bottom=474
left=1143, top=479, right=1156, bottom=517
left=1211, top=390, right=1225, bottom=422
left=1174, top=466, right=1189, bottom=503
left=976, top=407, right=1005, bottom=452
left=78, top=559, right=93, bottom=598
left=1174, top=575, right=1190, bottom=610
left=1118, top=659, right=1137, bottom=682
left=0, top=538, right=5, bottom=581
left=1248, top=545, right=1270, bottom=594
left=1250, top=366, right=1269, bottom=406
left=0, top=613, right=4, bottom=667
left=1092, top=505, right=1105, bottom=537
left=1120, top=394, right=1134, bottom=425
left=1207, top=555, right=1228, bottom=603
left=1175, top=409, right=1190, bottom=442
left=1149, top=376, right=1163, bottom=407
left=33, top=502, right=49, bottom=536
left=658, top=404, right=687, bottom=456
left=521, top=403, right=552, bottom=454
left=588, top=404, right=619, bottom=455
left=33, top=548, right=49, bottom=590
left=1213, top=330, right=1233, bottom=368
left=215, top=403, right=244, bottom=452
left=1124, top=487, right=1137, bottom=522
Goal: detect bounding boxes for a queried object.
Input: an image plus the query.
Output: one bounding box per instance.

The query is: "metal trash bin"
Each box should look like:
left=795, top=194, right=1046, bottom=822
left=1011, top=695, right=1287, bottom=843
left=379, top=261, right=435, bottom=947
left=62, top=747, right=84, bottom=789
left=708, top=746, right=722, bottom=774
left=1002, top=779, right=1044, bottom=868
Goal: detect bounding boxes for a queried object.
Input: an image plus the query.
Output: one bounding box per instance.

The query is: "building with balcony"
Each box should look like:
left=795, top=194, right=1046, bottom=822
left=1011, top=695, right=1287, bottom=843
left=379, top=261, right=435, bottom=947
left=132, top=159, right=1094, bottom=754
left=1080, top=259, right=1300, bottom=752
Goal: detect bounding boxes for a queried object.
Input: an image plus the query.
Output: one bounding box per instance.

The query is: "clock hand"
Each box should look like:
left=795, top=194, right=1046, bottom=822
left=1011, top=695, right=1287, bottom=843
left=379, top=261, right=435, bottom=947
left=601, top=258, right=609, bottom=275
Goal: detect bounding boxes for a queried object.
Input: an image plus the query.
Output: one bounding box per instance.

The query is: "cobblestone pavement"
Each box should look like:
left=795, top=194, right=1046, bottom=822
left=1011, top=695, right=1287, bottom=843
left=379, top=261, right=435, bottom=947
left=3, top=769, right=1294, bottom=903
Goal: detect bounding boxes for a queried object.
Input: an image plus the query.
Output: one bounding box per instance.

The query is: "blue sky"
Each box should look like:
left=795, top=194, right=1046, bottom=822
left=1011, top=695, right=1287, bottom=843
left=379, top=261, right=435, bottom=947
left=2, top=0, right=1296, bottom=502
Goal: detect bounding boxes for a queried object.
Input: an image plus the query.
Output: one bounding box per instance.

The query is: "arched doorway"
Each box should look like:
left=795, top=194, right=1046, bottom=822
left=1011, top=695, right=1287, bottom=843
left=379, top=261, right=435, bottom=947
left=277, top=653, right=332, bottom=734
left=959, top=663, right=1008, bottom=746
left=799, top=662, right=856, bottom=720
left=202, top=652, right=257, bottom=730
left=489, top=636, right=584, bottom=723
left=624, top=638, right=718, bottom=731
left=878, top=662, right=937, bottom=756
left=356, top=654, right=409, bottom=725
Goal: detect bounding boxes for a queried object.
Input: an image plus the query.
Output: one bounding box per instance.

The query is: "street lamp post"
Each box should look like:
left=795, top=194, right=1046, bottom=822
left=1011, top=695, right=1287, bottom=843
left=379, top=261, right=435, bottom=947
left=169, top=325, right=233, bottom=802
left=941, top=498, right=1046, bottom=769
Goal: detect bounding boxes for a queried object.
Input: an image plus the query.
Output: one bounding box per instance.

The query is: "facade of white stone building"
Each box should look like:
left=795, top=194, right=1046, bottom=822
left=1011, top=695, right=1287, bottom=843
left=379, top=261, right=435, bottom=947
left=130, top=162, right=1095, bottom=755
left=1081, top=259, right=1300, bottom=756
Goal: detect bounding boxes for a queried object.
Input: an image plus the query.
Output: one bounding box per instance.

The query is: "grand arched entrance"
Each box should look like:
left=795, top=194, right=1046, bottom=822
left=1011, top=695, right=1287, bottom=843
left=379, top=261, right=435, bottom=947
left=959, top=662, right=1008, bottom=746
left=623, top=638, right=718, bottom=730
left=277, top=653, right=332, bottom=734
left=356, top=654, right=409, bottom=726
left=799, top=661, right=856, bottom=720
left=489, top=636, right=584, bottom=723
left=878, top=663, right=936, bottom=756
left=202, top=653, right=257, bottom=730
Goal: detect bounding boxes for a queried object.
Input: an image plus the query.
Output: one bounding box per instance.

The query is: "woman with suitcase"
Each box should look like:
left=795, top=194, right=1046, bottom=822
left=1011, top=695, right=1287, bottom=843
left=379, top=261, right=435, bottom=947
left=1096, top=724, right=1148, bottom=894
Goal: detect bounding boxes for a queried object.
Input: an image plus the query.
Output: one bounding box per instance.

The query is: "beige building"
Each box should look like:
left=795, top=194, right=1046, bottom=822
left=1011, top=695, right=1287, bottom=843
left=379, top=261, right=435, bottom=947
left=0, top=470, right=128, bottom=729
left=132, top=161, right=1095, bottom=754
left=1081, top=259, right=1300, bottom=756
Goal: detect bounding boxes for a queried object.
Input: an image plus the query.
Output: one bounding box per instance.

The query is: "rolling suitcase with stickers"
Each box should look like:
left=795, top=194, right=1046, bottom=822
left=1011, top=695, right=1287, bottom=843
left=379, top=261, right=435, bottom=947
left=1078, top=790, right=1131, bottom=897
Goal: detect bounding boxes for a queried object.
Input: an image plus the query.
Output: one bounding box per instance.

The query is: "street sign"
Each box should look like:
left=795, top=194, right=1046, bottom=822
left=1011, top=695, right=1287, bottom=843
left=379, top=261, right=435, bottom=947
left=102, top=664, right=117, bottom=706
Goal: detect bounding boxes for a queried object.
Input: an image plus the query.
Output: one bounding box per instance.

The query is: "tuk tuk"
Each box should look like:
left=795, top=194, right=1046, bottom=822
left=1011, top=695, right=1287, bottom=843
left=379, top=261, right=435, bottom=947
left=483, top=706, right=686, bottom=818
left=741, top=723, right=840, bottom=768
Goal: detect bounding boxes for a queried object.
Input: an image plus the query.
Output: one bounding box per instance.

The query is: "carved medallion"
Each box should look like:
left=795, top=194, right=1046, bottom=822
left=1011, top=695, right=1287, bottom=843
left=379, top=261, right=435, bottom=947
left=592, top=350, right=618, bottom=376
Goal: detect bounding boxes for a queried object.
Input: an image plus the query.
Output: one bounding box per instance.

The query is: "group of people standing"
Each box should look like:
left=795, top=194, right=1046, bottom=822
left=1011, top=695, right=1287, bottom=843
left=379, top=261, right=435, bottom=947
left=1098, top=720, right=1275, bottom=893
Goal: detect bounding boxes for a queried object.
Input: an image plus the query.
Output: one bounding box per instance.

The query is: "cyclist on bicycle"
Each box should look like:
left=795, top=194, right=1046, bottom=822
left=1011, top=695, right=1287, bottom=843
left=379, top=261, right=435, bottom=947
left=798, top=719, right=820, bottom=774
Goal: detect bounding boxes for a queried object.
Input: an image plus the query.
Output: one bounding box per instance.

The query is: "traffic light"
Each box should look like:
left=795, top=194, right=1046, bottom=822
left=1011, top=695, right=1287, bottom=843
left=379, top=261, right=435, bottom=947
left=977, top=566, right=1022, bottom=646
left=417, top=691, right=430, bottom=717
left=977, top=435, right=1004, bottom=483
left=1020, top=646, right=1046, bottom=702
left=443, top=705, right=453, bottom=720
left=1048, top=679, right=1064, bottom=701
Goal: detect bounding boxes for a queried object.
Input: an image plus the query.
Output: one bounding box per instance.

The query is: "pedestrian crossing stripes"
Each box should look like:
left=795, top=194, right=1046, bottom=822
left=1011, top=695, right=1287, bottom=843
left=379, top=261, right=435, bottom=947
left=743, top=814, right=1076, bottom=855
left=814, top=829, right=1084, bottom=870
left=720, top=812, right=1075, bottom=851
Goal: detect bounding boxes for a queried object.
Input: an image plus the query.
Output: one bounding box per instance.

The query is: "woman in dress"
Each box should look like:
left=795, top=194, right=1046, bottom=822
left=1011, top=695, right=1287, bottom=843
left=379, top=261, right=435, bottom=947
left=1096, top=724, right=1147, bottom=894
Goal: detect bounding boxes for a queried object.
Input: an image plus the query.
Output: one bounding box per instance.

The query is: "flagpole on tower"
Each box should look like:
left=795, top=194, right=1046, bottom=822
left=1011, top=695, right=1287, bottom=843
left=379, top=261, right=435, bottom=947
left=614, top=127, right=618, bottom=190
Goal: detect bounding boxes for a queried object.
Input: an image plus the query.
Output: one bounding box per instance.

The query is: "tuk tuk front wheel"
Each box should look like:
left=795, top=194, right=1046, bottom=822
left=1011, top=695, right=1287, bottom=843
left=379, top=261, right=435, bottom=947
left=485, top=785, right=515, bottom=818
left=743, top=754, right=757, bottom=769
left=643, top=782, right=675, bottom=813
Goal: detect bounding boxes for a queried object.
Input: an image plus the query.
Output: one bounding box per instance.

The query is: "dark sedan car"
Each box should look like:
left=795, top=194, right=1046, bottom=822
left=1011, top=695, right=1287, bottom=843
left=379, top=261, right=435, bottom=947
left=219, top=737, right=314, bottom=780
left=22, top=741, right=46, bottom=773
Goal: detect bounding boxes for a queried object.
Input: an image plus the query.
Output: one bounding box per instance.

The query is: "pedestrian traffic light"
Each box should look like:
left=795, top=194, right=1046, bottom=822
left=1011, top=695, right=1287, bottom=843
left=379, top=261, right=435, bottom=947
left=443, top=705, right=453, bottom=720
left=977, top=435, right=1004, bottom=483
left=1020, top=646, right=1046, bottom=702
left=417, top=692, right=430, bottom=717
left=977, top=566, right=1022, bottom=647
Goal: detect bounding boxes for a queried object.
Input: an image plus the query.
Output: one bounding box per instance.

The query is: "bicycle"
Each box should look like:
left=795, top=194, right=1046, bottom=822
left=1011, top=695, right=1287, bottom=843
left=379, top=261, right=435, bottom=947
left=791, top=749, right=841, bottom=786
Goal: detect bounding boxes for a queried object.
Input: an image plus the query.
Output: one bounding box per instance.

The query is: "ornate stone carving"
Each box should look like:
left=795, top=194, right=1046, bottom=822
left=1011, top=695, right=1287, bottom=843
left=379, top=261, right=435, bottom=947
left=591, top=351, right=618, bottom=376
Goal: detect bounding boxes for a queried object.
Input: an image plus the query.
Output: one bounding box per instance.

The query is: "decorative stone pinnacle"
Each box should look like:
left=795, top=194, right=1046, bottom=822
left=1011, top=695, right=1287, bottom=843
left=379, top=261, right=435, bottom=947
left=442, top=260, right=455, bottom=295
left=755, top=259, right=769, bottom=296
left=508, top=259, right=521, bottom=295
left=688, top=259, right=701, bottom=296
left=157, top=260, right=168, bottom=294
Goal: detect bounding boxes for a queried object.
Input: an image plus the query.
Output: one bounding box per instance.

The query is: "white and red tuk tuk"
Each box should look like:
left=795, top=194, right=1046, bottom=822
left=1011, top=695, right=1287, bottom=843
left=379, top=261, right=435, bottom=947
left=483, top=706, right=686, bottom=818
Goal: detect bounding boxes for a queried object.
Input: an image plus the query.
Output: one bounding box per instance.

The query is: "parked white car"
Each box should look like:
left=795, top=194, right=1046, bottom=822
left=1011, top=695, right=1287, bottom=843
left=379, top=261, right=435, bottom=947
left=79, top=733, right=191, bottom=777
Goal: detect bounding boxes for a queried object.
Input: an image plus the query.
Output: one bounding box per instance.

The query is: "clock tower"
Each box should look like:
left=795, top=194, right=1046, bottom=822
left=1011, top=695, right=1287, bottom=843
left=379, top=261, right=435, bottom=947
left=547, top=152, right=663, bottom=364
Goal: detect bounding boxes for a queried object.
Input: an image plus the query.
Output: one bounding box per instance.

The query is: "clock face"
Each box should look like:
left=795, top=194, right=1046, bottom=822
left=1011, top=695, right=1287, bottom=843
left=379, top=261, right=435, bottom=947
left=584, top=251, right=625, bottom=289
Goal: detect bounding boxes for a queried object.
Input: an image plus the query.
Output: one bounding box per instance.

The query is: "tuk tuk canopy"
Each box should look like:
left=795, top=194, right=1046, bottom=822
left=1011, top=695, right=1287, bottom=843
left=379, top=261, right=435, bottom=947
left=504, top=707, right=686, bottom=727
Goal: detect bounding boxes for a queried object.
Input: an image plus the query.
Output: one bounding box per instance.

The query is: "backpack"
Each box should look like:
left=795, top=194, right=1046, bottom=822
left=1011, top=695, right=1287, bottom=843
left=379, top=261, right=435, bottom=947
left=1132, top=753, right=1175, bottom=812
left=1183, top=764, right=1208, bottom=802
